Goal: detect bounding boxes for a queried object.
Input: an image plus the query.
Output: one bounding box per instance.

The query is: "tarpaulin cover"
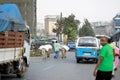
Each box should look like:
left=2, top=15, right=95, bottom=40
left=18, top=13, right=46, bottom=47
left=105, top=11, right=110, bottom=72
left=0, top=4, right=25, bottom=32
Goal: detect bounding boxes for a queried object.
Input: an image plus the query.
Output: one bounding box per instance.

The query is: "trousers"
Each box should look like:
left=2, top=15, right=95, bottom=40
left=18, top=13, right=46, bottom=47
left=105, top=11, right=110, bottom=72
left=95, top=70, right=112, bottom=80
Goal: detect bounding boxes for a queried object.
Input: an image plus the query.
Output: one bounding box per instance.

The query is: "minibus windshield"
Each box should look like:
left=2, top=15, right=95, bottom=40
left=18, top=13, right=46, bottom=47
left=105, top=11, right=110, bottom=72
left=78, top=38, right=97, bottom=47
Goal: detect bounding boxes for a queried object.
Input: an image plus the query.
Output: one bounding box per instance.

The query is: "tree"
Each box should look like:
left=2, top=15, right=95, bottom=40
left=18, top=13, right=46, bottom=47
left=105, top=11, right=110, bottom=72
left=66, top=27, right=77, bottom=41
left=53, top=13, right=80, bottom=42
left=62, top=14, right=80, bottom=41
left=79, top=19, right=95, bottom=37
left=53, top=13, right=64, bottom=41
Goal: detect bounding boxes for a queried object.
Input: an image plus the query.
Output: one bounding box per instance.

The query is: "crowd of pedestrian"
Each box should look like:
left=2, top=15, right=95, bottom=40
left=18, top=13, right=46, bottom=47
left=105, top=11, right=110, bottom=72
left=53, top=41, right=69, bottom=59
left=39, top=40, right=69, bottom=60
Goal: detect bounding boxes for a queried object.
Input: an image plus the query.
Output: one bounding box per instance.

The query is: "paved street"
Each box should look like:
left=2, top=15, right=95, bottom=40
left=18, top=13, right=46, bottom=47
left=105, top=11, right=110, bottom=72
left=1, top=51, right=120, bottom=80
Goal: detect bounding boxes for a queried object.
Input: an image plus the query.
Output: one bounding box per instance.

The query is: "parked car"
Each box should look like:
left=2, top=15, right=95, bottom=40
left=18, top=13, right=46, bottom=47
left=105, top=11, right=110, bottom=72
left=31, top=38, right=52, bottom=50
left=68, top=42, right=76, bottom=50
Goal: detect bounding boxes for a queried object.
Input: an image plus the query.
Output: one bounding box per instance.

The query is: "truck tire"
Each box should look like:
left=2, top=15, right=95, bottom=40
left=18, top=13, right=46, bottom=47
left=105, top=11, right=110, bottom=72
left=17, top=59, right=27, bottom=78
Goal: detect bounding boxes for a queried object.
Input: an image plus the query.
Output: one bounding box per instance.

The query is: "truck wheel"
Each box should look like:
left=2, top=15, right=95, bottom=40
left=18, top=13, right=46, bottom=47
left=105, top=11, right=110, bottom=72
left=17, top=59, right=27, bottom=78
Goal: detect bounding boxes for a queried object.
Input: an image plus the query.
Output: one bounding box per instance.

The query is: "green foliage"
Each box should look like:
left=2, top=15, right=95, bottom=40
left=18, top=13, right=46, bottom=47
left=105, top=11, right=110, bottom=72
left=63, top=14, right=80, bottom=34
left=63, top=14, right=80, bottom=41
left=79, top=19, right=95, bottom=37
left=30, top=49, right=53, bottom=57
left=53, top=14, right=80, bottom=42
left=30, top=50, right=42, bottom=57
left=66, top=27, right=77, bottom=41
left=31, top=34, right=37, bottom=39
left=53, top=13, right=64, bottom=36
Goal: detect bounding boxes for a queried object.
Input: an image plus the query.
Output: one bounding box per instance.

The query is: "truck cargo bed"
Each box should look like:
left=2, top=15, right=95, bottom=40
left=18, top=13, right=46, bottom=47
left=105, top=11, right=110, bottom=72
left=0, top=31, right=24, bottom=48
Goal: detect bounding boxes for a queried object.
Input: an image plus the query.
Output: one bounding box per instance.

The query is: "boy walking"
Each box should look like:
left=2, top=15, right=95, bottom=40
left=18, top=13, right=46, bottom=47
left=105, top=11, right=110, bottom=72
left=53, top=41, right=61, bottom=58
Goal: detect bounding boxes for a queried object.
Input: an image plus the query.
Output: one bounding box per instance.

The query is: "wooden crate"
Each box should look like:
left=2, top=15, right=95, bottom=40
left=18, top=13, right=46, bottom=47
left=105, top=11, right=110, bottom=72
left=0, top=31, right=24, bottom=48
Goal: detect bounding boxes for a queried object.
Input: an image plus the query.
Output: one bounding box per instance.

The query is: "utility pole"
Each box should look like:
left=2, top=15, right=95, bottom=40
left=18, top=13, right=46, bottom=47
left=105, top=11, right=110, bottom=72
left=60, top=12, right=63, bottom=42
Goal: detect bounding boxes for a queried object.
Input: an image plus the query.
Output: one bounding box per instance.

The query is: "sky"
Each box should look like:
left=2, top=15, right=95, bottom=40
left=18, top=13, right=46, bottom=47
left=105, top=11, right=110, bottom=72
left=37, top=0, right=120, bottom=23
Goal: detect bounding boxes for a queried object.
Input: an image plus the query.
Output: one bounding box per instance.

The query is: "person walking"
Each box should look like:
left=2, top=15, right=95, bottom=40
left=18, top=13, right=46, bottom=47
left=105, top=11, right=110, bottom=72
left=61, top=48, right=66, bottom=59
left=60, top=45, right=69, bottom=59
left=93, top=37, right=114, bottom=80
left=53, top=41, right=61, bottom=58
left=113, top=49, right=120, bottom=77
left=110, top=42, right=120, bottom=77
left=113, top=45, right=120, bottom=71
left=41, top=48, right=47, bottom=60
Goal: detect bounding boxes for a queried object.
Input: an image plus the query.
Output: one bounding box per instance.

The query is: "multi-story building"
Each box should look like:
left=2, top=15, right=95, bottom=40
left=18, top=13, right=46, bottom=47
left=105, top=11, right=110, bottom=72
left=91, top=21, right=113, bottom=35
left=45, top=15, right=59, bottom=36
left=0, top=0, right=37, bottom=34
left=113, top=13, right=120, bottom=32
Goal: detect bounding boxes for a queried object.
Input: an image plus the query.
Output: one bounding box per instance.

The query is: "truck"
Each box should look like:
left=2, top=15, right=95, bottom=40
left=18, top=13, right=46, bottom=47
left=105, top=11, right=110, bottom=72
left=0, top=4, right=30, bottom=77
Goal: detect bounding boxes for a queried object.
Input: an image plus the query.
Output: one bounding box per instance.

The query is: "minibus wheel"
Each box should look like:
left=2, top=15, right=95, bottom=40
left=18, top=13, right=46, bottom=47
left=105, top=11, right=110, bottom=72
left=76, top=59, right=79, bottom=63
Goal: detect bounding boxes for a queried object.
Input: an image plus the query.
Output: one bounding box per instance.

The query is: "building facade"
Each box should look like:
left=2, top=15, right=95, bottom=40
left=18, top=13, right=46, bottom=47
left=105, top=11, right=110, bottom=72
left=91, top=21, right=113, bottom=35
left=113, top=13, right=120, bottom=31
left=45, top=15, right=59, bottom=36
left=0, top=0, right=37, bottom=34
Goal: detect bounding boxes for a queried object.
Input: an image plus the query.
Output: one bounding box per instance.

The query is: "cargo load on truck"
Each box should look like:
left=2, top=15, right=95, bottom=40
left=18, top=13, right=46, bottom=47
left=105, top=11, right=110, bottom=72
left=0, top=4, right=26, bottom=32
